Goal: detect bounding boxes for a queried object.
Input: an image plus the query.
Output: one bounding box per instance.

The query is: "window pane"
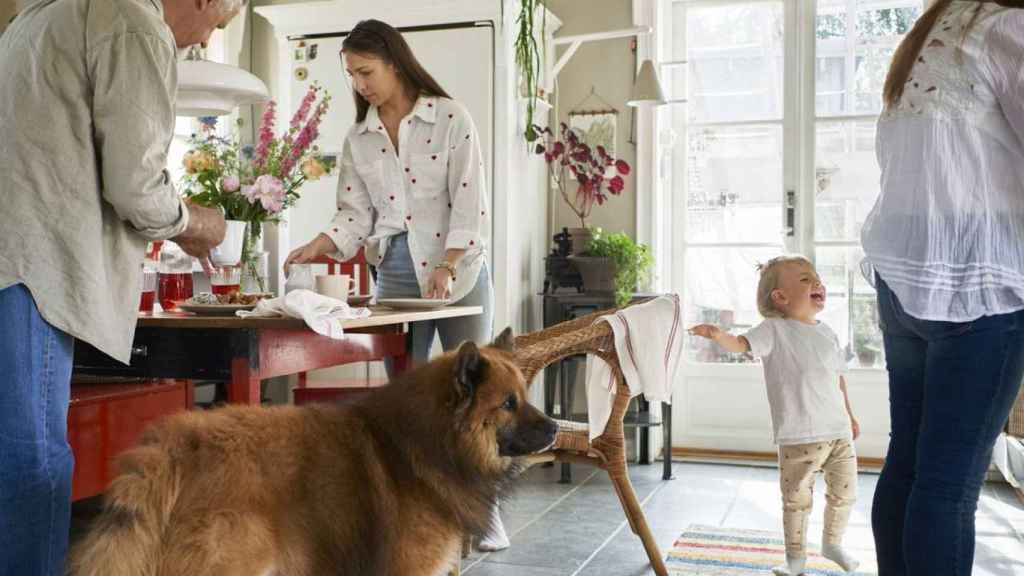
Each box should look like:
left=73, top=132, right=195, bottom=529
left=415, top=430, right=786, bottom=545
left=684, top=2, right=785, bottom=124
left=685, top=246, right=783, bottom=364
left=816, top=0, right=923, bottom=117
left=687, top=124, right=784, bottom=244
left=814, top=120, right=879, bottom=241
left=815, top=245, right=885, bottom=369
left=174, top=117, right=194, bottom=137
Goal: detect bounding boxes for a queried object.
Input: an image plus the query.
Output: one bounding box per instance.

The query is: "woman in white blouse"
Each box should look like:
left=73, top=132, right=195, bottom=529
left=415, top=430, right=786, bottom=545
left=862, top=1, right=1024, bottom=574
left=284, top=19, right=509, bottom=551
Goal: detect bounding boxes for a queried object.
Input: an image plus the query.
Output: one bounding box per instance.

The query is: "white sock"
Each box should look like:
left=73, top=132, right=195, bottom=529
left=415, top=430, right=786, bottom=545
left=476, top=503, right=510, bottom=552
left=771, top=555, right=806, bottom=576
left=821, top=542, right=860, bottom=572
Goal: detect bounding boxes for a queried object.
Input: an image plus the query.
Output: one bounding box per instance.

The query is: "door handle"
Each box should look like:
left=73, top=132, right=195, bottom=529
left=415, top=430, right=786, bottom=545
left=784, top=189, right=796, bottom=237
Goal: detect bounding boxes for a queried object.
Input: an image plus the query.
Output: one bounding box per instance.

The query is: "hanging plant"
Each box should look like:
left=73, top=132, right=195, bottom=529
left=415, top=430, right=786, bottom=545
left=515, top=0, right=546, bottom=142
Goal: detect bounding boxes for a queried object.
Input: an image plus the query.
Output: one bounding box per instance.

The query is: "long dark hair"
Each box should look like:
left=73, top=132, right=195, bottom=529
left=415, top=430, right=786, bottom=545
left=341, top=19, right=451, bottom=122
left=883, top=0, right=1024, bottom=109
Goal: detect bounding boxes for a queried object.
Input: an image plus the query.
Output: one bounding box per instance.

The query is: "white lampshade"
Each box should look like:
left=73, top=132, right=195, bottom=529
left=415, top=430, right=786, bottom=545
left=176, top=59, right=270, bottom=117
left=626, top=59, right=667, bottom=108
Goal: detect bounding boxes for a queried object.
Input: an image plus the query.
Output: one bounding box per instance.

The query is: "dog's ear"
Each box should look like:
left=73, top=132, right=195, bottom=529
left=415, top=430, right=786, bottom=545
left=491, top=327, right=515, bottom=353
left=454, top=340, right=485, bottom=399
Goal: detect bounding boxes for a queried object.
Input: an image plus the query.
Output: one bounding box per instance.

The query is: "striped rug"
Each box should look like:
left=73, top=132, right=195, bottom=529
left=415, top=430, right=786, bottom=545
left=667, top=525, right=877, bottom=575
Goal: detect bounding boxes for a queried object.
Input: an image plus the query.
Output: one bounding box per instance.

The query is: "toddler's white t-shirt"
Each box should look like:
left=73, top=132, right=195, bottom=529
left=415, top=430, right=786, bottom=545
left=743, top=318, right=853, bottom=446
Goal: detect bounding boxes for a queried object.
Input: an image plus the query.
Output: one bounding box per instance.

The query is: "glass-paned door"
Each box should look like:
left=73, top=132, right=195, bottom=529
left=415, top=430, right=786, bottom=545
left=665, top=0, right=792, bottom=364
left=813, top=0, right=923, bottom=368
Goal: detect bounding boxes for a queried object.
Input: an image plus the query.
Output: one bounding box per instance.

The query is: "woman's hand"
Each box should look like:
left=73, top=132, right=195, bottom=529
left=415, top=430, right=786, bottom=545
left=284, top=233, right=337, bottom=275
left=850, top=416, right=861, bottom=441
left=426, top=267, right=453, bottom=300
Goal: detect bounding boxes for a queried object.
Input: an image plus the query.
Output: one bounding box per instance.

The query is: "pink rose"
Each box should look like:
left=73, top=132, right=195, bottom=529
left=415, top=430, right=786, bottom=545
left=241, top=174, right=286, bottom=213
left=222, top=175, right=240, bottom=192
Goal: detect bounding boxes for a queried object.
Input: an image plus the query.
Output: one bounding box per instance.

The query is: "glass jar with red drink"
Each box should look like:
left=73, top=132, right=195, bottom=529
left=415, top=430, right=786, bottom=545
left=157, top=241, right=194, bottom=310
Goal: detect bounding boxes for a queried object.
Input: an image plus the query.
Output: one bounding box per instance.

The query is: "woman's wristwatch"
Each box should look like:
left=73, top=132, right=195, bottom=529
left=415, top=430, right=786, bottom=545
left=434, top=260, right=457, bottom=282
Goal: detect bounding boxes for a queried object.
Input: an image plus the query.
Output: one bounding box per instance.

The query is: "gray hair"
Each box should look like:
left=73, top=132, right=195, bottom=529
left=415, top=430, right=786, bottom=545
left=755, top=255, right=814, bottom=318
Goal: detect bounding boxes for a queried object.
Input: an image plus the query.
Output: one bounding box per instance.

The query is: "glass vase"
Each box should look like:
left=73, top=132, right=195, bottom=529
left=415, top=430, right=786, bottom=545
left=240, top=222, right=267, bottom=293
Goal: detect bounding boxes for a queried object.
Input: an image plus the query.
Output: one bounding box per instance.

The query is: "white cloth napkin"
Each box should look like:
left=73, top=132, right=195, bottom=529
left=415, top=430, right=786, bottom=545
left=236, top=289, right=371, bottom=339
left=584, top=294, right=684, bottom=440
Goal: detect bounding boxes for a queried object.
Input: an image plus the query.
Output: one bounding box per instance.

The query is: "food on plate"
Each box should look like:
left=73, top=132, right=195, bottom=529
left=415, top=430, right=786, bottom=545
left=185, top=292, right=270, bottom=306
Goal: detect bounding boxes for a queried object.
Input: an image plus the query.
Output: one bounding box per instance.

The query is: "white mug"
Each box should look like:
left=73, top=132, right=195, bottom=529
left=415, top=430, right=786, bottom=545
left=315, top=274, right=354, bottom=301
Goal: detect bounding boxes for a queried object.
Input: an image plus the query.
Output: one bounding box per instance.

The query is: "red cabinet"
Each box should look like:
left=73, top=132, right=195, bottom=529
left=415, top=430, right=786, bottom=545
left=68, top=378, right=193, bottom=501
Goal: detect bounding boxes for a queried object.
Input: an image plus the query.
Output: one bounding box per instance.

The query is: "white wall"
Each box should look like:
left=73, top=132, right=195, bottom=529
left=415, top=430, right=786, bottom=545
left=546, top=0, right=637, bottom=239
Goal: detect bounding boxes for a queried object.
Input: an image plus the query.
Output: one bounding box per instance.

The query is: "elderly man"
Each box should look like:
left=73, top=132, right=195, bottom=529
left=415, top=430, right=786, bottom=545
left=0, top=0, right=244, bottom=572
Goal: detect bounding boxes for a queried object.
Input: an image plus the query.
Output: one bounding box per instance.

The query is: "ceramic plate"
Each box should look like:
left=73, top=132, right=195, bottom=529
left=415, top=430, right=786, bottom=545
left=175, top=302, right=258, bottom=316
left=376, top=298, right=451, bottom=310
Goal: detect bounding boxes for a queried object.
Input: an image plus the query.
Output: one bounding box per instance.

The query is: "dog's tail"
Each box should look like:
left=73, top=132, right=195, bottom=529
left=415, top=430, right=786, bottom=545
left=67, top=442, right=183, bottom=576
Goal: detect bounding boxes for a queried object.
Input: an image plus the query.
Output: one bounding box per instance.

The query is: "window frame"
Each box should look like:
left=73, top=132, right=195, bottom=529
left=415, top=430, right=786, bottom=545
left=639, top=0, right=922, bottom=370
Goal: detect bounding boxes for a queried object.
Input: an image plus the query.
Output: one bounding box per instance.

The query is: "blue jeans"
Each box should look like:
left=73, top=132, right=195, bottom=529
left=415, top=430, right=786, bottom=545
left=872, top=276, right=1024, bottom=576
left=376, top=234, right=494, bottom=373
left=0, top=284, right=75, bottom=576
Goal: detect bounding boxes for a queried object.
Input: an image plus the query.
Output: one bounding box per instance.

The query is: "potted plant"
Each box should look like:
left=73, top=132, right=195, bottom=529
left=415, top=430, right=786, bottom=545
left=515, top=0, right=546, bottom=142
left=571, top=229, right=653, bottom=305
left=533, top=122, right=631, bottom=254
left=181, top=84, right=333, bottom=292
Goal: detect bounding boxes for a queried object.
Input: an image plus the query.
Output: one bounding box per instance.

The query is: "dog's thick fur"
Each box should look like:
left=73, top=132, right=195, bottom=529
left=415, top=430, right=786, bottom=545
left=68, top=329, right=557, bottom=576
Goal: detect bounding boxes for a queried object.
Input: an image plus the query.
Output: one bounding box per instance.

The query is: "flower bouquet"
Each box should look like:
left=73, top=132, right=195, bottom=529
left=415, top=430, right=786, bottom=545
left=181, top=84, right=333, bottom=291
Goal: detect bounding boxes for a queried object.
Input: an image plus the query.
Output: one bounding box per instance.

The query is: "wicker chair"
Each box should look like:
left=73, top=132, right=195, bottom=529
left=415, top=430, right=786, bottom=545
left=512, top=303, right=669, bottom=576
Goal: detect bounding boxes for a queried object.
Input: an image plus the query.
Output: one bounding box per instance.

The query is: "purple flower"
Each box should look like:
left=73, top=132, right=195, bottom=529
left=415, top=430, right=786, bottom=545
left=242, top=174, right=286, bottom=213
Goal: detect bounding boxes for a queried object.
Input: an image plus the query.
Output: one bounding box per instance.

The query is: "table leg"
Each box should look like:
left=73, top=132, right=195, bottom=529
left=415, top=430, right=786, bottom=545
left=639, top=397, right=650, bottom=464
left=391, top=328, right=415, bottom=375
left=662, top=402, right=674, bottom=480
left=229, top=357, right=261, bottom=405
left=558, top=360, right=572, bottom=484
left=544, top=364, right=557, bottom=416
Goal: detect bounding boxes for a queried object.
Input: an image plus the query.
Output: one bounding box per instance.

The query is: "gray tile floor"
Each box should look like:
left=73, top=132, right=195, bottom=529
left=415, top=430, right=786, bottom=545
left=461, top=461, right=1024, bottom=576
left=69, top=460, right=1024, bottom=575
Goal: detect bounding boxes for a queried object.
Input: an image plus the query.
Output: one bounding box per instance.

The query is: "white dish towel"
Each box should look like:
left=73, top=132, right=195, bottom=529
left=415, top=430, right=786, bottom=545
left=584, top=294, right=684, bottom=440
left=236, top=289, right=371, bottom=339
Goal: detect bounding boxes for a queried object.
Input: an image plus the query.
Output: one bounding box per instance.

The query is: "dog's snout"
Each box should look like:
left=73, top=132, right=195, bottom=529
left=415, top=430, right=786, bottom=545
left=541, top=417, right=558, bottom=440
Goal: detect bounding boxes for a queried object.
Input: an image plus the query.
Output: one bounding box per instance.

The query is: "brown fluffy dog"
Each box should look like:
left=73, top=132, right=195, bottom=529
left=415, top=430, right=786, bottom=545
left=68, top=329, right=557, bottom=576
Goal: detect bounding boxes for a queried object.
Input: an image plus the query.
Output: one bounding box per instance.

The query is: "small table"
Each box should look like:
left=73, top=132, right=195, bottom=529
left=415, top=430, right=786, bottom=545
left=542, top=292, right=673, bottom=481
left=73, top=306, right=483, bottom=405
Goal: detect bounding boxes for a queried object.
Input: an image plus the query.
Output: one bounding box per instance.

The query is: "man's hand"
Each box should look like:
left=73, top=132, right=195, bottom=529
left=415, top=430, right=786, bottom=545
left=172, top=203, right=226, bottom=272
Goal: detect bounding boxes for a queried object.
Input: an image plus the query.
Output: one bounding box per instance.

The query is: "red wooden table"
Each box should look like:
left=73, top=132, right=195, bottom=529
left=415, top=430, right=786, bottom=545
left=72, top=306, right=483, bottom=404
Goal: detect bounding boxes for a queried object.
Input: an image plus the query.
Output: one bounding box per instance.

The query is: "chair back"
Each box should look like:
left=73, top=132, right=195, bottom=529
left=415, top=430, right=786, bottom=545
left=310, top=248, right=370, bottom=296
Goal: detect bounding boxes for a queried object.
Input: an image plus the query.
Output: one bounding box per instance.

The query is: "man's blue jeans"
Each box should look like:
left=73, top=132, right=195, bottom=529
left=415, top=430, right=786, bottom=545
left=0, top=284, right=74, bottom=576
left=872, top=276, right=1024, bottom=575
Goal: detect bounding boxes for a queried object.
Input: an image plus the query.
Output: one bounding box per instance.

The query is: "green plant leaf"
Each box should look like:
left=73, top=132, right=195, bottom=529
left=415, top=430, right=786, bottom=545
left=584, top=230, right=654, bottom=306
